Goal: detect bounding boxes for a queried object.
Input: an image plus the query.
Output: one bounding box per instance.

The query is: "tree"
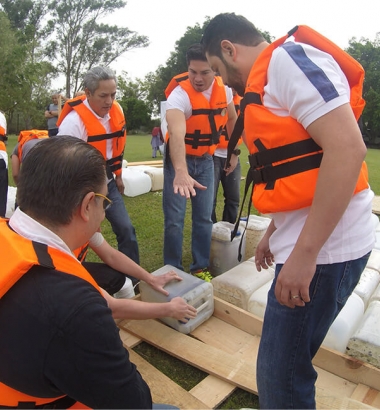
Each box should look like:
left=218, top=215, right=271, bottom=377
left=145, top=19, right=273, bottom=116
left=346, top=34, right=380, bottom=145
left=0, top=1, right=57, bottom=132
left=117, top=74, right=152, bottom=131
left=45, top=0, right=149, bottom=97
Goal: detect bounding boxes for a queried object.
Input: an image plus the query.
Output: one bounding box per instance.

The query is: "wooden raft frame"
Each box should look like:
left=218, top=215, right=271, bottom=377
left=117, top=297, right=380, bottom=409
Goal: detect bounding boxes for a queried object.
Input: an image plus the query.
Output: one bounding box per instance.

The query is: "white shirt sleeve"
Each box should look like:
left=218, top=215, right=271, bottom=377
left=264, top=42, right=350, bottom=129
left=89, top=232, right=104, bottom=248
left=57, top=111, right=88, bottom=141
left=166, top=86, right=193, bottom=119
left=0, top=151, right=8, bottom=167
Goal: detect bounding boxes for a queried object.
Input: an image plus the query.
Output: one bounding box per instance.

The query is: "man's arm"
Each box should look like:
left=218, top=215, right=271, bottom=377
left=11, top=154, right=20, bottom=186
left=275, top=103, right=367, bottom=308
left=102, top=290, right=197, bottom=321
left=92, top=239, right=183, bottom=295
left=166, top=109, right=206, bottom=198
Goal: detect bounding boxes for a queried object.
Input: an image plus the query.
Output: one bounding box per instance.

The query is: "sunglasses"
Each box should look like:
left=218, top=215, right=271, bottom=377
left=94, top=193, right=113, bottom=211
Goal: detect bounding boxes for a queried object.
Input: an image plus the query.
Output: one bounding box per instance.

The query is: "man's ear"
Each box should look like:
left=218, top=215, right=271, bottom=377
left=79, top=192, right=94, bottom=222
left=221, top=40, right=236, bottom=60
left=84, top=88, right=91, bottom=99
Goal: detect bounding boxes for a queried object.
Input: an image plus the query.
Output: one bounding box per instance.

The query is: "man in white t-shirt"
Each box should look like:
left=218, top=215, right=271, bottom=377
left=163, top=44, right=238, bottom=281
left=202, top=13, right=375, bottom=409
left=57, top=66, right=139, bottom=265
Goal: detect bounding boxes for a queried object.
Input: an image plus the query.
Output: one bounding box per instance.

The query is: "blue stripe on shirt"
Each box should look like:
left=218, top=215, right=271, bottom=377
left=281, top=42, right=339, bottom=102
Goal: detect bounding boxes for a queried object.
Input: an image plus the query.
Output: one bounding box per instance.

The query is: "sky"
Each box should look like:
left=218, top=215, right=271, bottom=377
left=103, top=0, right=379, bottom=81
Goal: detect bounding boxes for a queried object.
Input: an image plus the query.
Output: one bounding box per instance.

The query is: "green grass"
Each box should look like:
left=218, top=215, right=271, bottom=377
left=5, top=134, right=380, bottom=409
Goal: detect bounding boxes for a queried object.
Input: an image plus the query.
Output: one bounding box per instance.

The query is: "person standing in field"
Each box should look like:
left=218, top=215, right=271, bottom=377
left=57, top=66, right=140, bottom=264
left=151, top=125, right=163, bottom=158
left=202, top=13, right=375, bottom=409
left=162, top=43, right=238, bottom=281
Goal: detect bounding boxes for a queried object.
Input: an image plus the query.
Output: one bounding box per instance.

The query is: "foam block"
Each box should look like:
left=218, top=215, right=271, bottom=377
left=353, top=267, right=380, bottom=309
left=347, top=300, right=380, bottom=368
left=144, top=167, right=164, bottom=191
left=240, top=215, right=271, bottom=261
left=211, top=260, right=275, bottom=310
left=247, top=279, right=273, bottom=319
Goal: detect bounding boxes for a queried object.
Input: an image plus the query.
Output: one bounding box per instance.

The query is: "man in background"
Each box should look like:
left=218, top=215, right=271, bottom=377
left=57, top=66, right=139, bottom=264
left=163, top=43, right=238, bottom=281
left=45, top=93, right=65, bottom=137
left=212, top=88, right=242, bottom=224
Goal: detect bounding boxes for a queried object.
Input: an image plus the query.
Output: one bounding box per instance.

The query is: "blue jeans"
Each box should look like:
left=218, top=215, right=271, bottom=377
left=106, top=179, right=139, bottom=264
left=212, top=155, right=241, bottom=223
left=257, top=252, right=371, bottom=409
left=163, top=154, right=214, bottom=272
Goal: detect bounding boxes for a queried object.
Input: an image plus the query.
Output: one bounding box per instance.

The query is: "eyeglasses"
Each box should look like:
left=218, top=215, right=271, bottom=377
left=94, top=193, right=113, bottom=211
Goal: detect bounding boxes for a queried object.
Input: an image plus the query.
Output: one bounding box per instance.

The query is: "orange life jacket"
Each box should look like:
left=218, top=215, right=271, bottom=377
left=243, top=25, right=368, bottom=214
left=57, top=96, right=126, bottom=177
left=73, top=241, right=90, bottom=262
left=0, top=218, right=100, bottom=408
left=17, top=130, right=49, bottom=160
left=165, top=73, right=229, bottom=156
left=0, top=126, right=5, bottom=137
left=0, top=141, right=5, bottom=152
left=217, top=93, right=243, bottom=150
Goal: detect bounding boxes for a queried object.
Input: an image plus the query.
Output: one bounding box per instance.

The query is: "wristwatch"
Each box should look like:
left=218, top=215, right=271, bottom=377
left=232, top=148, right=241, bottom=156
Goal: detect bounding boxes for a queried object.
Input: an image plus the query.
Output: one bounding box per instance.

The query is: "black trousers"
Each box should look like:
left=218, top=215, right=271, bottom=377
left=82, top=262, right=139, bottom=295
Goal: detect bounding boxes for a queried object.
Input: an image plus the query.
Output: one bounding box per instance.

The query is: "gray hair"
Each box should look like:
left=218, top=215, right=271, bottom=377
left=83, top=66, right=117, bottom=94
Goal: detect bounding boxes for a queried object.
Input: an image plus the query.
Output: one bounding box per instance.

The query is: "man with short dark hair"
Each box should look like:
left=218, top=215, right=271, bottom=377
left=163, top=44, right=238, bottom=281
left=0, top=136, right=152, bottom=408
left=202, top=12, right=375, bottom=409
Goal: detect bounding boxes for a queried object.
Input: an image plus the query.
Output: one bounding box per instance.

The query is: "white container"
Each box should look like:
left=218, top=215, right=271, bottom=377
left=353, top=267, right=380, bottom=309
left=240, top=215, right=271, bottom=261
left=113, top=277, right=135, bottom=299
left=144, top=167, right=164, bottom=191
left=5, top=186, right=17, bottom=218
left=121, top=167, right=152, bottom=197
left=366, top=248, right=380, bottom=273
left=322, top=292, right=365, bottom=353
left=139, top=265, right=214, bottom=334
left=209, top=221, right=246, bottom=276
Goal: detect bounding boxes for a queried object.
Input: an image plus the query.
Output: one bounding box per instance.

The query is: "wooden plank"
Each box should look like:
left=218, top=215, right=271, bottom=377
left=351, top=384, right=380, bottom=408
left=213, top=296, right=380, bottom=391
left=127, top=160, right=163, bottom=167
left=120, top=329, right=210, bottom=409
left=189, top=375, right=236, bottom=409
left=120, top=319, right=258, bottom=394
left=192, top=315, right=358, bottom=408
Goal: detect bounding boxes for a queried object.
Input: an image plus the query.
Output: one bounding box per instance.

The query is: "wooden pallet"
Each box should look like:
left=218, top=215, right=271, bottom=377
left=127, top=160, right=163, bottom=168
left=117, top=297, right=380, bottom=409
